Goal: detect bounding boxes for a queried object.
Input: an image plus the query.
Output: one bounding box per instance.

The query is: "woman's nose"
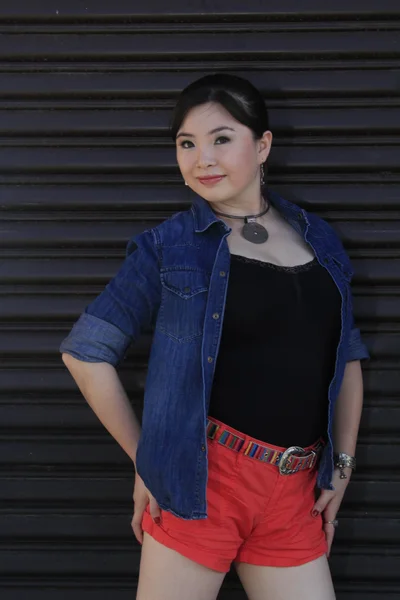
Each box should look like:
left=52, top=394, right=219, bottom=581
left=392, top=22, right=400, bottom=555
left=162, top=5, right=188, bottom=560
left=196, top=147, right=217, bottom=168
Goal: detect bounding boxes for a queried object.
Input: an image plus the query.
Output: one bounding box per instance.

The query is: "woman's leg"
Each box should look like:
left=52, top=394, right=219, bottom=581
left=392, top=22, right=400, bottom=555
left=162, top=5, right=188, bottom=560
left=136, top=532, right=227, bottom=600
left=235, top=555, right=336, bottom=600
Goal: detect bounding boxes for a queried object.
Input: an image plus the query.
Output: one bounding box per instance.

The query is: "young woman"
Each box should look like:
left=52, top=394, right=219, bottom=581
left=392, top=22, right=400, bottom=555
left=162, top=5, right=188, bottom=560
left=60, top=73, right=369, bottom=600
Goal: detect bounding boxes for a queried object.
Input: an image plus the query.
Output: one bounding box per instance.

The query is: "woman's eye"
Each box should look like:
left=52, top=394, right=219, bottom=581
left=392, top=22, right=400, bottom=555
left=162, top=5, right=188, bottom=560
left=178, top=136, right=230, bottom=149
left=179, top=140, right=194, bottom=149
left=215, top=136, right=230, bottom=144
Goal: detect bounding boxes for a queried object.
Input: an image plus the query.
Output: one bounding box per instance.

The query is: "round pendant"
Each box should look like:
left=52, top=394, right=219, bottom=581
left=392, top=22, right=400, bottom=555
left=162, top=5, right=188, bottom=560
left=242, top=222, right=269, bottom=244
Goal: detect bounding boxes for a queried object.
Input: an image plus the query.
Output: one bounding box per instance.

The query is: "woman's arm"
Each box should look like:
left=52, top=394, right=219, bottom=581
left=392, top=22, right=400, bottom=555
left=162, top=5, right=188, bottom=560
left=333, top=359, right=364, bottom=458
left=62, top=352, right=162, bottom=541
left=59, top=229, right=162, bottom=461
left=59, top=228, right=163, bottom=541
left=312, top=360, right=364, bottom=557
left=62, top=353, right=141, bottom=466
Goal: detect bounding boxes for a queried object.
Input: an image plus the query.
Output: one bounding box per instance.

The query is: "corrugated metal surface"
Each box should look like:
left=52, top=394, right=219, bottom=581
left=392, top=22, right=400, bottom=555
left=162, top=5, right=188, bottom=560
left=1, top=2, right=399, bottom=598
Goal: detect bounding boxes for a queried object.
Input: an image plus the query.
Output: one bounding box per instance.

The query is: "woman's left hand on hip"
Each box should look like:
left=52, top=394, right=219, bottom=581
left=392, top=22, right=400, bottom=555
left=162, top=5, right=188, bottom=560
left=311, top=468, right=352, bottom=558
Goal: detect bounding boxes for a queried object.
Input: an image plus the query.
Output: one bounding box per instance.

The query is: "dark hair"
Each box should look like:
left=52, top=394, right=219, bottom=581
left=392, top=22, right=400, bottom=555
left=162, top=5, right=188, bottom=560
left=170, top=73, right=269, bottom=141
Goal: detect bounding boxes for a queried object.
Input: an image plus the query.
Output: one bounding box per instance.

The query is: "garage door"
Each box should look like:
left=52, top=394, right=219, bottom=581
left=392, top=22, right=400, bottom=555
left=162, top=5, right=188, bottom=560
left=1, top=2, right=399, bottom=598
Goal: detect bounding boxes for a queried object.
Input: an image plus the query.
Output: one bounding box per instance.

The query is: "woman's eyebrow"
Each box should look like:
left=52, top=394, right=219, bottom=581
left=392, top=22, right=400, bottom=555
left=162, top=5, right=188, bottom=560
left=176, top=126, right=235, bottom=140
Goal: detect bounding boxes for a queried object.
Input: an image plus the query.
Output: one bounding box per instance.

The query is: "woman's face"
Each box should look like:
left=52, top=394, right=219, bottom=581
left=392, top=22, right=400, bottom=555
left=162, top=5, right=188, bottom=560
left=176, top=102, right=272, bottom=206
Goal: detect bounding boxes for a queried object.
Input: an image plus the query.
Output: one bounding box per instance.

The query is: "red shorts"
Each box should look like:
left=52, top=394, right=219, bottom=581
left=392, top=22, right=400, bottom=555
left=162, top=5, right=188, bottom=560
left=142, top=417, right=328, bottom=573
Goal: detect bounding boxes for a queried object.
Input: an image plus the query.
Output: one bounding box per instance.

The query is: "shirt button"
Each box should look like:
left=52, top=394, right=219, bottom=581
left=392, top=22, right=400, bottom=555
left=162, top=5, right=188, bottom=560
left=220, top=271, right=226, bottom=277
left=207, top=356, right=213, bottom=363
left=201, top=445, right=206, bottom=452
left=212, top=313, right=220, bottom=320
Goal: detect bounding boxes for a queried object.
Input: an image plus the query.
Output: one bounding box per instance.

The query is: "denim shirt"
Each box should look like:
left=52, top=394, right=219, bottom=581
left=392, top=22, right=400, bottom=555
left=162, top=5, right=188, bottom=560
left=60, top=190, right=369, bottom=520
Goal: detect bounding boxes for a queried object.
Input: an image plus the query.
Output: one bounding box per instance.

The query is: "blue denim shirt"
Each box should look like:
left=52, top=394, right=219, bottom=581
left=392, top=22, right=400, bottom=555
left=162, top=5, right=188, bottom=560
left=60, top=190, right=369, bottom=520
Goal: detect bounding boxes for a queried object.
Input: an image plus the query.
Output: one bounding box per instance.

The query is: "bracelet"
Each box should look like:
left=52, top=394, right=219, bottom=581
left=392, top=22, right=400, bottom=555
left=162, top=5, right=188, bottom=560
left=334, top=452, right=356, bottom=480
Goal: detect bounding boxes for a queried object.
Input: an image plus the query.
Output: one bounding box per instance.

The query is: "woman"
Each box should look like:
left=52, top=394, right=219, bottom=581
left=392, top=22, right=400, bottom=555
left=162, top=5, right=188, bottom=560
left=60, top=73, right=369, bottom=600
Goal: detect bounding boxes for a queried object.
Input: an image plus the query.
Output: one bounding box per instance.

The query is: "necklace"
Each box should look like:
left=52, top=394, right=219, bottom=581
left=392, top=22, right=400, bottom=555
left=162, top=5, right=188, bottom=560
left=212, top=199, right=270, bottom=244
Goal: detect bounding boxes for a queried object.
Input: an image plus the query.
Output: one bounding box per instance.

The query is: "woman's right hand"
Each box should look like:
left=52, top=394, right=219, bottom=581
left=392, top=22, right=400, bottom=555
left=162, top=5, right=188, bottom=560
left=131, top=470, right=161, bottom=545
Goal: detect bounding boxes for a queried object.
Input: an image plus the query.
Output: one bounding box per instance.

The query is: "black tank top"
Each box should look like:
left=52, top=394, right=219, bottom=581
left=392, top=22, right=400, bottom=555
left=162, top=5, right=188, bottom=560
left=208, top=253, right=342, bottom=448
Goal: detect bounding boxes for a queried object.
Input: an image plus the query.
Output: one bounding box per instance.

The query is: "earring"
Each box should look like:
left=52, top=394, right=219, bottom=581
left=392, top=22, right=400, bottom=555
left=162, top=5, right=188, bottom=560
left=184, top=181, right=188, bottom=186
left=260, top=164, right=265, bottom=186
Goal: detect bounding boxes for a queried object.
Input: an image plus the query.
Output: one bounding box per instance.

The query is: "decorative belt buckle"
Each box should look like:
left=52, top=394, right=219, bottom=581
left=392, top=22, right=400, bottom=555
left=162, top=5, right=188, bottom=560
left=278, top=446, right=306, bottom=475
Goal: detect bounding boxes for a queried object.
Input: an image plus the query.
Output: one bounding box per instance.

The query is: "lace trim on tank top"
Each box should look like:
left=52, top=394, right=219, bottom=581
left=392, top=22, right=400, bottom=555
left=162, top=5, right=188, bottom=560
left=230, top=253, right=319, bottom=273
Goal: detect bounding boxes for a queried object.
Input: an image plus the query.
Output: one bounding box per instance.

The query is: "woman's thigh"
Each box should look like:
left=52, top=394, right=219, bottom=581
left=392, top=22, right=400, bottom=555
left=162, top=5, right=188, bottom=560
left=136, top=532, right=227, bottom=600
left=235, top=555, right=336, bottom=600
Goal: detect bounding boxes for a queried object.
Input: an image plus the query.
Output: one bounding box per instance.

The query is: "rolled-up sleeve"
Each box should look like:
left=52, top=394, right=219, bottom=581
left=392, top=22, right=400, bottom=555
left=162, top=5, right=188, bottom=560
left=59, top=313, right=131, bottom=367
left=347, top=325, right=370, bottom=362
left=316, top=215, right=370, bottom=363
left=59, top=228, right=161, bottom=367
left=346, top=283, right=370, bottom=362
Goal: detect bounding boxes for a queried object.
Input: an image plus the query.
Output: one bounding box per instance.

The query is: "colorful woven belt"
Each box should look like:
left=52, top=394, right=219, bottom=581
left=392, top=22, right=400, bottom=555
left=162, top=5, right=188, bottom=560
left=206, top=418, right=324, bottom=476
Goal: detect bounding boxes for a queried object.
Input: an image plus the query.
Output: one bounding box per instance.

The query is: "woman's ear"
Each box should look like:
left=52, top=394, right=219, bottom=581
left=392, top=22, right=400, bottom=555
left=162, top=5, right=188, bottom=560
left=258, top=130, right=273, bottom=163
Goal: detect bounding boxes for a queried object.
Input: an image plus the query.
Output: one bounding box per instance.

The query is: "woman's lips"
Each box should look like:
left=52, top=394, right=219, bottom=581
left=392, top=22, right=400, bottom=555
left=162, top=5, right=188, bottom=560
left=197, top=175, right=226, bottom=186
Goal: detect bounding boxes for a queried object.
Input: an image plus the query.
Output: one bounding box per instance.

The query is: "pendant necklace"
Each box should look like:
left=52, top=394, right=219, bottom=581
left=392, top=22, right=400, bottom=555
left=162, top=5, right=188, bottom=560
left=212, top=199, right=270, bottom=244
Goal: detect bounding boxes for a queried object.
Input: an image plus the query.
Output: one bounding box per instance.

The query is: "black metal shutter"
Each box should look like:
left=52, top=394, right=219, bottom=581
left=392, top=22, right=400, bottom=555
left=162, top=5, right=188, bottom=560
left=1, top=3, right=399, bottom=598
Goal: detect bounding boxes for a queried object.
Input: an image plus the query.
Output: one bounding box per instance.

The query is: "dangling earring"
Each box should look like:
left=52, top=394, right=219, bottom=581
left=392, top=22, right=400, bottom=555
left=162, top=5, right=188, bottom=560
left=260, top=164, right=265, bottom=186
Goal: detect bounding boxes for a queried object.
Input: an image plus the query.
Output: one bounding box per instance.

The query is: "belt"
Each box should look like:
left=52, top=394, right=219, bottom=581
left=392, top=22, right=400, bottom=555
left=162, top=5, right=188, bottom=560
left=206, top=418, right=324, bottom=476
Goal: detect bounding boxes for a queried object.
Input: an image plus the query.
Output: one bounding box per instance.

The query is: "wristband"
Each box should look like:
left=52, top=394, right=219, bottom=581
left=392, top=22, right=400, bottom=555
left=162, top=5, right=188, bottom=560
left=334, top=452, right=356, bottom=480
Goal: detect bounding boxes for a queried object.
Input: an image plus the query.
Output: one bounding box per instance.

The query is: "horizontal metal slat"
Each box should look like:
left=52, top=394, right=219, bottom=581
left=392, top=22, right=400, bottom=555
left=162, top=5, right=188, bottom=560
left=0, top=547, right=398, bottom=578
left=3, top=367, right=399, bottom=396
left=0, top=477, right=133, bottom=504
left=0, top=221, right=147, bottom=247
left=0, top=403, right=398, bottom=435
left=0, top=107, right=400, bottom=136
left=0, top=514, right=399, bottom=546
left=0, top=547, right=139, bottom=575
left=0, top=439, right=131, bottom=466
left=0, top=69, right=399, bottom=98
left=0, top=257, right=399, bottom=284
left=0, top=586, right=397, bottom=600
left=352, top=296, right=400, bottom=322
left=1, top=338, right=152, bottom=366
left=1, top=0, right=400, bottom=19
left=0, top=584, right=395, bottom=600
left=0, top=514, right=134, bottom=537
left=0, top=438, right=398, bottom=469
left=0, top=330, right=151, bottom=356
left=0, top=367, right=144, bottom=394
left=0, top=591, right=140, bottom=600
left=1, top=217, right=399, bottom=248
left=1, top=183, right=400, bottom=211
left=0, top=145, right=398, bottom=174
left=0, top=291, right=385, bottom=324
left=0, top=183, right=183, bottom=210
left=0, top=477, right=398, bottom=508
left=0, top=31, right=399, bottom=60
left=0, top=370, right=394, bottom=398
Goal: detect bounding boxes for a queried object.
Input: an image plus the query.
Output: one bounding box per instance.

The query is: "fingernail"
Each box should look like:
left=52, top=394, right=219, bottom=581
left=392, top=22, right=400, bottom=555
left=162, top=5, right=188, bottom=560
left=312, top=509, right=320, bottom=518
left=154, top=517, right=161, bottom=525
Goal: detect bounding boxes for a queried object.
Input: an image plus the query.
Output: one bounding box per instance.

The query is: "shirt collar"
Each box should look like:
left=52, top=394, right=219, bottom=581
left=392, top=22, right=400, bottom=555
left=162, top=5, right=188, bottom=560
left=191, top=188, right=306, bottom=234
left=190, top=192, right=222, bottom=233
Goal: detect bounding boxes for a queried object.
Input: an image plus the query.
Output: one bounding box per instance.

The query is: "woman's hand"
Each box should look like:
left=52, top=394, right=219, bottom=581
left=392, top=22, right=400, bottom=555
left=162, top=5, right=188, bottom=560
left=131, top=470, right=161, bottom=545
left=312, top=467, right=352, bottom=558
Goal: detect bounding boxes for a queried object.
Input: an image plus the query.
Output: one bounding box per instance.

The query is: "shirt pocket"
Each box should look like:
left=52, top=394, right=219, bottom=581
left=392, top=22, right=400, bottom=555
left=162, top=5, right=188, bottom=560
left=158, top=268, right=209, bottom=342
